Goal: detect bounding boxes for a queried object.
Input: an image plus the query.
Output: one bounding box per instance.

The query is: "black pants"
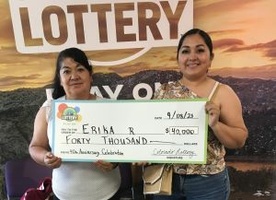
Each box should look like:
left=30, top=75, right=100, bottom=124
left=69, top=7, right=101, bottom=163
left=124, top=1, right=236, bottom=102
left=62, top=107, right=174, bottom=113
left=53, top=189, right=121, bottom=200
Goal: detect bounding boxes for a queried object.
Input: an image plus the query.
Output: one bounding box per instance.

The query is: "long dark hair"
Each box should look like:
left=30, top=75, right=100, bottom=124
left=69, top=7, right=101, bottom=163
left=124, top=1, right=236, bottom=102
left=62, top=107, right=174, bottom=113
left=51, top=47, right=93, bottom=99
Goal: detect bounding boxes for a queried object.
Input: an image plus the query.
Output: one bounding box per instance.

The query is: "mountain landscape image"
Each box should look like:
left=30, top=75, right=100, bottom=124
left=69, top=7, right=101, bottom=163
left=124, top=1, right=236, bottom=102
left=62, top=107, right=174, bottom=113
left=0, top=70, right=275, bottom=199
left=0, top=0, right=276, bottom=199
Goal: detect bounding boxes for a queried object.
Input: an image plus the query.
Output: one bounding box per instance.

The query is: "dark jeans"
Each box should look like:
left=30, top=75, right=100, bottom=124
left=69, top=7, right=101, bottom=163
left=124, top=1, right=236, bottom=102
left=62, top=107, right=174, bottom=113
left=53, top=189, right=121, bottom=200
left=150, top=168, right=230, bottom=200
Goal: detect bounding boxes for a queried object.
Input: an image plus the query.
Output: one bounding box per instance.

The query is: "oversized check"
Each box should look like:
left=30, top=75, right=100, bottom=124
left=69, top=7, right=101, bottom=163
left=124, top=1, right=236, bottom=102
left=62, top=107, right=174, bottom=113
left=51, top=99, right=208, bottom=164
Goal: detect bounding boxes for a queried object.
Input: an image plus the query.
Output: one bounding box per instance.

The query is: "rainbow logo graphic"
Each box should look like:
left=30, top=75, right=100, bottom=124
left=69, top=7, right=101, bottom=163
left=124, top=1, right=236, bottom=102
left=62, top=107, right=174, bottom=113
left=57, top=103, right=82, bottom=122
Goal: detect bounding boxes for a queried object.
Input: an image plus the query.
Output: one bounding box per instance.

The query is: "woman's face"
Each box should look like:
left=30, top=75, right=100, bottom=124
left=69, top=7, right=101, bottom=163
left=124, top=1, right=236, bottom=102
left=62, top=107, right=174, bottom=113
left=178, top=34, right=213, bottom=80
left=59, top=57, right=92, bottom=99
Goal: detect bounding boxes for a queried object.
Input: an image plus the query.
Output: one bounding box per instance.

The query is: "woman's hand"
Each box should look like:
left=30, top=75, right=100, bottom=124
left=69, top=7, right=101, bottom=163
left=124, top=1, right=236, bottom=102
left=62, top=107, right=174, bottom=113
left=205, top=101, right=220, bottom=128
left=94, top=160, right=118, bottom=172
left=44, top=152, right=62, bottom=169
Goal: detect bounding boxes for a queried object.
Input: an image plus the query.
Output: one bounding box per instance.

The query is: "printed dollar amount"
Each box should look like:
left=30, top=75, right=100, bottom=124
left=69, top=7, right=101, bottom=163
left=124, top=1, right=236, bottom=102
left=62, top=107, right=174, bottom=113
left=165, top=126, right=198, bottom=135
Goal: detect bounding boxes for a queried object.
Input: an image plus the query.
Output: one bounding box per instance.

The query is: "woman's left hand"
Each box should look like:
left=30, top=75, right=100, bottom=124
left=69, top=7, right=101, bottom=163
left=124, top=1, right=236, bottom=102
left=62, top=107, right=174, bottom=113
left=205, top=101, right=220, bottom=128
left=94, top=160, right=118, bottom=172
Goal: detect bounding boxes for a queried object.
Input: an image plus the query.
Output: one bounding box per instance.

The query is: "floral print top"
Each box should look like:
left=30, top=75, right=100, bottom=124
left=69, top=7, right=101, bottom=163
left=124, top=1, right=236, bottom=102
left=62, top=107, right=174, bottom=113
left=154, top=81, right=226, bottom=175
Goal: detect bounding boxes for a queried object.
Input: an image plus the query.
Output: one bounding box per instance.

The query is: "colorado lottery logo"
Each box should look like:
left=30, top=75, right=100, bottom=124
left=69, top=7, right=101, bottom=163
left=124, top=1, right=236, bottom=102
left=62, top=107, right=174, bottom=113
left=57, top=103, right=82, bottom=122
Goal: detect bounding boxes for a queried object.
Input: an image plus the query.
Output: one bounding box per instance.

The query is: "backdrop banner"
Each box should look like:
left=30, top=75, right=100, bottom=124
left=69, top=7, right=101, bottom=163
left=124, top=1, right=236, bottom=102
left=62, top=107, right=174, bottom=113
left=0, top=0, right=275, bottom=199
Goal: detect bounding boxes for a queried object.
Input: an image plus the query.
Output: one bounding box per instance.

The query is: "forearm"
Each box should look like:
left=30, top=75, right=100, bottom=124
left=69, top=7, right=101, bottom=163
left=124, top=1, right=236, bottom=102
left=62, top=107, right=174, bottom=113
left=29, top=145, right=49, bottom=166
left=211, top=121, right=248, bottom=149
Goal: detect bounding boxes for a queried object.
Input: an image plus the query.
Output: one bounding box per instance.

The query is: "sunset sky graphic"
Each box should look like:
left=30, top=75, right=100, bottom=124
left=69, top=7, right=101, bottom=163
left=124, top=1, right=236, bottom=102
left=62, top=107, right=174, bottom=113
left=0, top=0, right=275, bottom=91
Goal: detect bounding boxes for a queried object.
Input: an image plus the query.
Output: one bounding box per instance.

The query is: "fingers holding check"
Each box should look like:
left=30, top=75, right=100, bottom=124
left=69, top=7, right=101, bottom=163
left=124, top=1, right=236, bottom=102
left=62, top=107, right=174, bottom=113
left=94, top=160, right=118, bottom=172
left=44, top=152, right=62, bottom=169
left=205, top=101, right=220, bottom=128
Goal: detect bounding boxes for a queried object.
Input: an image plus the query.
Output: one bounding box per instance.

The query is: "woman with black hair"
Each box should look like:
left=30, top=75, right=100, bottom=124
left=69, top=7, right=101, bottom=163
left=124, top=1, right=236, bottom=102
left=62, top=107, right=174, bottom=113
left=144, top=28, right=248, bottom=200
left=29, top=48, right=121, bottom=200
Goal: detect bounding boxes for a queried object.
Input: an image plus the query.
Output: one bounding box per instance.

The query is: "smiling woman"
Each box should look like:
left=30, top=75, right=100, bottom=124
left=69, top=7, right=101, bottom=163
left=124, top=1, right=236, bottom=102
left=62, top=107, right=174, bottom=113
left=141, top=28, right=248, bottom=200
left=51, top=47, right=93, bottom=100
left=28, top=47, right=122, bottom=200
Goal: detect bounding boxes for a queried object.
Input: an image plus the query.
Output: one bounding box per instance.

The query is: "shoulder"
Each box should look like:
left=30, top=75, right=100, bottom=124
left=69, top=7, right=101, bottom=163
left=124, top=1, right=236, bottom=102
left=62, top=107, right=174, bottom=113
left=217, top=83, right=237, bottom=97
left=215, top=83, right=242, bottom=106
left=41, top=100, right=50, bottom=108
left=41, top=96, right=65, bottom=108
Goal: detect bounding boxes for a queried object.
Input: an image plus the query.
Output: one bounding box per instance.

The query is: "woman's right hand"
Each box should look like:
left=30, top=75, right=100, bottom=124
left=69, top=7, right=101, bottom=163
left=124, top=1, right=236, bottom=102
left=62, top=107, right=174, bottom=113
left=44, top=152, right=62, bottom=168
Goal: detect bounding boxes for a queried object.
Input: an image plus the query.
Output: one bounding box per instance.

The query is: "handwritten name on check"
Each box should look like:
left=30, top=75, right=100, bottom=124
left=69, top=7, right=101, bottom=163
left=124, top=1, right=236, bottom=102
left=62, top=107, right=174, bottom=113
left=51, top=99, right=208, bottom=164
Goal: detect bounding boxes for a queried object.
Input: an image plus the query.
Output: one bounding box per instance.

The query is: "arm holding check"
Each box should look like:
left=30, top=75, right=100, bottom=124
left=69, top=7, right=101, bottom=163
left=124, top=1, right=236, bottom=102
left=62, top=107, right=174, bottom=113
left=28, top=48, right=121, bottom=200
left=139, top=28, right=248, bottom=199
